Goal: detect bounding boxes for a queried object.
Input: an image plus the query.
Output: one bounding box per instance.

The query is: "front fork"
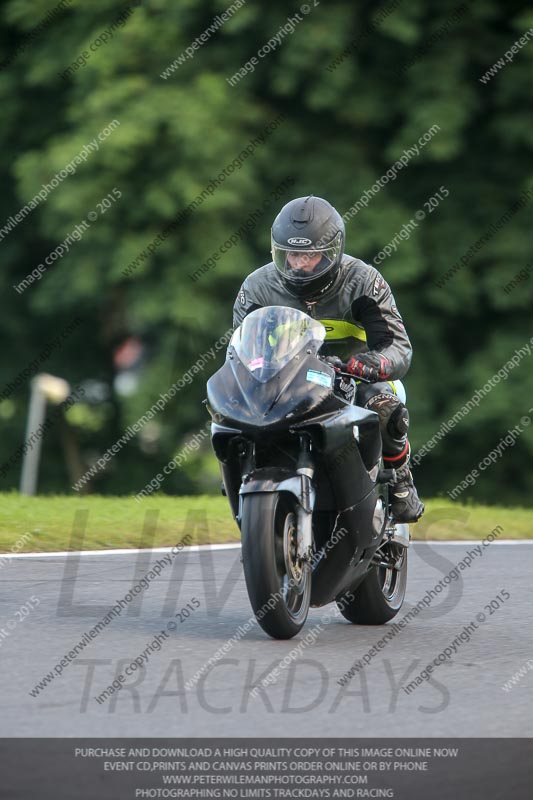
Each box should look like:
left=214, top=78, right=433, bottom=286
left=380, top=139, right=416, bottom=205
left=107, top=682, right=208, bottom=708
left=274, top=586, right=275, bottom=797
left=296, top=434, right=315, bottom=561
left=237, top=434, right=316, bottom=561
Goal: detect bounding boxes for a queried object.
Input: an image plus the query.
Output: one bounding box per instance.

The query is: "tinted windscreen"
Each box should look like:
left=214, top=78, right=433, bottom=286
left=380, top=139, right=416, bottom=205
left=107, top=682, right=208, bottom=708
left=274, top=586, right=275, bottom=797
left=231, top=306, right=326, bottom=383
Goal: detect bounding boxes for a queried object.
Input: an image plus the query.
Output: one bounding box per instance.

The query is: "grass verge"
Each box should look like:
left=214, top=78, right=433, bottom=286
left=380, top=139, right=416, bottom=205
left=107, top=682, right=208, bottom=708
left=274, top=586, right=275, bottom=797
left=0, top=493, right=531, bottom=553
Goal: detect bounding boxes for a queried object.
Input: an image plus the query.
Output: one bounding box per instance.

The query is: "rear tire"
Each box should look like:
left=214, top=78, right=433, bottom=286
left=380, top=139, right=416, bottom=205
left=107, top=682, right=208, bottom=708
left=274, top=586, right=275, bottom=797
left=337, top=541, right=407, bottom=625
left=241, top=492, right=311, bottom=639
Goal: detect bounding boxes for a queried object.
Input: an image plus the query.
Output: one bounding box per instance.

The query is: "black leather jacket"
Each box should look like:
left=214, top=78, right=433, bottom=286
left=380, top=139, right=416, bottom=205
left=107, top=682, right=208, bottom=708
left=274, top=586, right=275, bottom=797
left=232, top=254, right=412, bottom=380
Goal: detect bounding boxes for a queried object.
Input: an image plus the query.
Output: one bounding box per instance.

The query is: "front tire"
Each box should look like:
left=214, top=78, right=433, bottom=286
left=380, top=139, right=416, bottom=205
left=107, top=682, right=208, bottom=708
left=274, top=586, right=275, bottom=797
left=337, top=540, right=407, bottom=625
left=241, top=492, right=311, bottom=639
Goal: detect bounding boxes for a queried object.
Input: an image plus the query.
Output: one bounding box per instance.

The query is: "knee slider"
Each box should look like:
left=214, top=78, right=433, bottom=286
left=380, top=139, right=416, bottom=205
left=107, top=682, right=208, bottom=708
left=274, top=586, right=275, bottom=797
left=387, top=403, right=410, bottom=440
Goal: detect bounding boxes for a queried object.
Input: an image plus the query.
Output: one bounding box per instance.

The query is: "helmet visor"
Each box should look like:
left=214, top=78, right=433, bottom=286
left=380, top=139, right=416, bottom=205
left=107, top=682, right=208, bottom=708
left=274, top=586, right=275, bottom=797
left=271, top=232, right=343, bottom=285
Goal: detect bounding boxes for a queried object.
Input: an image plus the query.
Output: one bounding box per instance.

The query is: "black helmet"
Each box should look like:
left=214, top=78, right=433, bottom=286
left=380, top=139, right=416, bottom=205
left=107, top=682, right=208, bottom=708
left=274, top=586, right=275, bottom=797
left=271, top=196, right=345, bottom=298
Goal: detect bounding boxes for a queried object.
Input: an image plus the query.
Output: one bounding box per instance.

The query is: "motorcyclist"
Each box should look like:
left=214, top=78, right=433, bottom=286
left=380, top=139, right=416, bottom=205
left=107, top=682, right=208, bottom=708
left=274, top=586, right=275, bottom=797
left=232, top=195, right=424, bottom=523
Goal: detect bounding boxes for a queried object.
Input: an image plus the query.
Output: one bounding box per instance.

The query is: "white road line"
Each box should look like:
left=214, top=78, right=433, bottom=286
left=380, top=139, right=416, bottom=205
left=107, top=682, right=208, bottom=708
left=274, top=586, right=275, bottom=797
left=0, top=540, right=531, bottom=559
left=0, top=543, right=242, bottom=559
left=414, top=540, right=532, bottom=545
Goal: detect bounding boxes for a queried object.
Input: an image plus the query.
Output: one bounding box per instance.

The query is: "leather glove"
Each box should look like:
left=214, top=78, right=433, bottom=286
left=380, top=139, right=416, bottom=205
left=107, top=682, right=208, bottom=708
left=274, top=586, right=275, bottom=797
left=344, top=352, right=392, bottom=383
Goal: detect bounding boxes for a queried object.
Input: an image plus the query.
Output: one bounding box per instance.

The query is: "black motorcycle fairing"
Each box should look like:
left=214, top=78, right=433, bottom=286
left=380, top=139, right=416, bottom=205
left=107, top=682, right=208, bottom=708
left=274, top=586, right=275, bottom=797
left=309, top=491, right=386, bottom=606
left=289, top=402, right=380, bottom=462
left=210, top=421, right=248, bottom=520
left=210, top=421, right=243, bottom=463
left=206, top=349, right=343, bottom=433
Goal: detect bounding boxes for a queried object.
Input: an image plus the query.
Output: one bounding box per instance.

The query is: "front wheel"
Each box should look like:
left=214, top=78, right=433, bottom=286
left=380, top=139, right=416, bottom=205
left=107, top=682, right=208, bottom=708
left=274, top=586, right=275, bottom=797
left=337, top=540, right=407, bottom=625
left=241, top=492, right=311, bottom=639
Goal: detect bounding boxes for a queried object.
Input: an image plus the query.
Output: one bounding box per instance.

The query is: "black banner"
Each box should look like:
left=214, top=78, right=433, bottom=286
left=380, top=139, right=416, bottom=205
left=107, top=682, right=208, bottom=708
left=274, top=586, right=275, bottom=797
left=1, top=738, right=531, bottom=799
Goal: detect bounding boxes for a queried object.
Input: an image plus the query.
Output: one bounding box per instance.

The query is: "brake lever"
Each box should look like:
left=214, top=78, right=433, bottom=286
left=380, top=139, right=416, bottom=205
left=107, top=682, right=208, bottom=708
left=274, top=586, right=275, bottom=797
left=337, top=371, right=371, bottom=384
left=319, top=358, right=372, bottom=384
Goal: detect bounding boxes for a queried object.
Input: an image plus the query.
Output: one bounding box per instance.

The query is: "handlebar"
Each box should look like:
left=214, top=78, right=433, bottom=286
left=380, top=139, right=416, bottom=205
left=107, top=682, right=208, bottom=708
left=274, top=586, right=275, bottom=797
left=318, top=356, right=372, bottom=384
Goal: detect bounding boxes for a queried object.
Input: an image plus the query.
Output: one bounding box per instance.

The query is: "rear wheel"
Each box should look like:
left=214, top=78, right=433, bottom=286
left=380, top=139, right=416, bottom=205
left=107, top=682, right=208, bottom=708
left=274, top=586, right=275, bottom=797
left=241, top=492, right=311, bottom=639
left=337, top=539, right=407, bottom=624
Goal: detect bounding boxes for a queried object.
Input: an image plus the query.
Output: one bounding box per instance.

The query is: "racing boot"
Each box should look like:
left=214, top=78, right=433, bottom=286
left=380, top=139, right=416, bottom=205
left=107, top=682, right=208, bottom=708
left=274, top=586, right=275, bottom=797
left=390, top=460, right=425, bottom=523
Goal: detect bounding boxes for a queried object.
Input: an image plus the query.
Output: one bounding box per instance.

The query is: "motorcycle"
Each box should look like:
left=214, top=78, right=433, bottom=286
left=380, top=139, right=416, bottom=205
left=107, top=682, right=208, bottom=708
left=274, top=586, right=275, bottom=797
left=206, top=305, right=410, bottom=640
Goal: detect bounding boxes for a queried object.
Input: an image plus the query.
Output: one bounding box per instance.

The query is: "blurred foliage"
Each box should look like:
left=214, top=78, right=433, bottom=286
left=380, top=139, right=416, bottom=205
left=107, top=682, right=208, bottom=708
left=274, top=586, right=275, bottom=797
left=0, top=0, right=532, bottom=504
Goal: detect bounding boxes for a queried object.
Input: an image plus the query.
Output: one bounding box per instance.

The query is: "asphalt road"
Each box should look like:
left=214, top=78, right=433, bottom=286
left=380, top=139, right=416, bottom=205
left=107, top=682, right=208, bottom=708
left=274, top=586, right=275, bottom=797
left=1, top=539, right=531, bottom=737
